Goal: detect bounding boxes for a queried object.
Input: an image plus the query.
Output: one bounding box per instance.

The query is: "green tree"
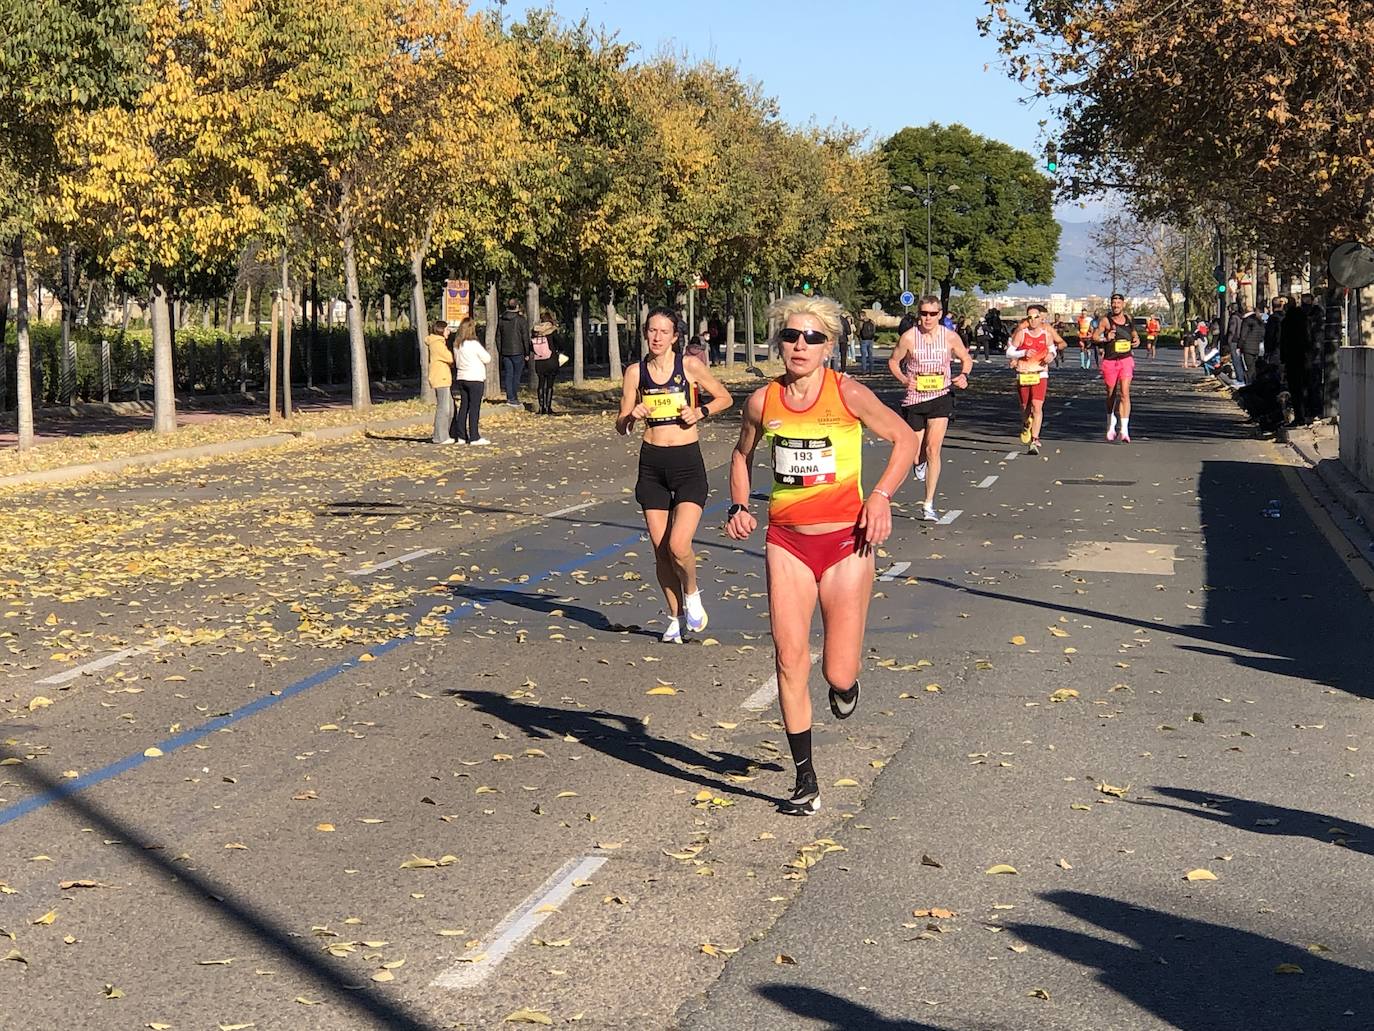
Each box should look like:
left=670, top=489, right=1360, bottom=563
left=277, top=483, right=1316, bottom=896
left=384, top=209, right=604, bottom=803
left=0, top=0, right=144, bottom=448
left=883, top=123, right=1059, bottom=311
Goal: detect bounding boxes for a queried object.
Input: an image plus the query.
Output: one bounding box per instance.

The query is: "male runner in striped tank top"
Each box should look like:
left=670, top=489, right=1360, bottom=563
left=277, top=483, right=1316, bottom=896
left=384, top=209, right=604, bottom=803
left=887, top=295, right=974, bottom=521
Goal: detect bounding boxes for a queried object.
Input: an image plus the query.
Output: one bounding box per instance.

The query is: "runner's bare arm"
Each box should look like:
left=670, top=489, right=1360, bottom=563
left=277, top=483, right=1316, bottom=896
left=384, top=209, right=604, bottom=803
left=888, top=329, right=915, bottom=387
left=725, top=388, right=766, bottom=540
left=949, top=334, right=974, bottom=387
left=615, top=364, right=647, bottom=435
left=839, top=377, right=917, bottom=547
left=679, top=356, right=734, bottom=426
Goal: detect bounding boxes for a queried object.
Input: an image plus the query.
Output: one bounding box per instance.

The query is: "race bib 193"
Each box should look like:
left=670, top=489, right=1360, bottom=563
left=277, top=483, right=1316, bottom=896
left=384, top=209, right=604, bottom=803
left=1113, top=340, right=1132, bottom=354
left=915, top=373, right=945, bottom=392
left=773, top=435, right=837, bottom=486
left=1018, top=371, right=1041, bottom=386
left=644, top=390, right=687, bottom=420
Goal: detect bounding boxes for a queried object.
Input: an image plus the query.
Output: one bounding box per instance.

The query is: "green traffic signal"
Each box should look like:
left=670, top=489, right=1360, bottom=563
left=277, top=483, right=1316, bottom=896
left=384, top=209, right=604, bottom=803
left=1216, top=283, right=1227, bottom=294
left=1045, top=141, right=1058, bottom=173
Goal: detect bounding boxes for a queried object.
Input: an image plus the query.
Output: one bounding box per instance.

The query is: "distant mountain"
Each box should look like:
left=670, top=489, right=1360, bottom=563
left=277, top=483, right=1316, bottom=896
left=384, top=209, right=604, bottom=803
left=1005, top=219, right=1100, bottom=298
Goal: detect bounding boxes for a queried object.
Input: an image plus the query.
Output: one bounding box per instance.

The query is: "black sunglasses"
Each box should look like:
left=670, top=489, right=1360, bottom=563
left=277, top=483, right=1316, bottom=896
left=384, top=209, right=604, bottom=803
left=778, top=327, right=829, bottom=345
left=918, top=309, right=941, bottom=317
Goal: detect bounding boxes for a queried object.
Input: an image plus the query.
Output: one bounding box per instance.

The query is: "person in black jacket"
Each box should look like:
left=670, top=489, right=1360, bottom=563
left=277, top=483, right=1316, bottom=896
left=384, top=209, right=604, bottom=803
left=496, top=299, right=530, bottom=407
left=1280, top=294, right=1310, bottom=425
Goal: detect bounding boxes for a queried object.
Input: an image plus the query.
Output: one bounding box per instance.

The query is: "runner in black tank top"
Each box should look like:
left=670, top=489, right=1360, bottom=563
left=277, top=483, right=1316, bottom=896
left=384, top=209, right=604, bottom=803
left=616, top=308, right=733, bottom=643
left=1096, top=293, right=1140, bottom=443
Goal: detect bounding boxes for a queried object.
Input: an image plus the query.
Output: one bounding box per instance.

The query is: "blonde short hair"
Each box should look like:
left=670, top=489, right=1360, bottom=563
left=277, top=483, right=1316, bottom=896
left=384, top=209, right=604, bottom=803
left=767, top=293, right=843, bottom=345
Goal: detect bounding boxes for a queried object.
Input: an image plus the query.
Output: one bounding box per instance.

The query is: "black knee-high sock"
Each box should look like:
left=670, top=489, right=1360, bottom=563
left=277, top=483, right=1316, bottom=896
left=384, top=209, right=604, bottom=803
left=786, top=728, right=813, bottom=773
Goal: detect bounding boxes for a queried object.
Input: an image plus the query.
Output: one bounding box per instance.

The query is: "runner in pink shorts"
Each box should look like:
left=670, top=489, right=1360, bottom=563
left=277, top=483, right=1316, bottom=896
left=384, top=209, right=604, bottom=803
left=1096, top=292, right=1140, bottom=442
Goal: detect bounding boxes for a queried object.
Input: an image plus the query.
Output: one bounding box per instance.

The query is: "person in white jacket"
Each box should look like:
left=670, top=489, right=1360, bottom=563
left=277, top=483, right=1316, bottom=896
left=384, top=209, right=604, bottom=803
left=450, top=318, right=492, bottom=444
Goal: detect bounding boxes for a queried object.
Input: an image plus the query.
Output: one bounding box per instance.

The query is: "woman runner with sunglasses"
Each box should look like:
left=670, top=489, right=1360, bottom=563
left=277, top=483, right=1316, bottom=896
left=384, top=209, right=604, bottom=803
left=617, top=307, right=733, bottom=643
left=887, top=295, right=973, bottom=521
left=727, top=294, right=916, bottom=814
left=1005, top=303, right=1066, bottom=455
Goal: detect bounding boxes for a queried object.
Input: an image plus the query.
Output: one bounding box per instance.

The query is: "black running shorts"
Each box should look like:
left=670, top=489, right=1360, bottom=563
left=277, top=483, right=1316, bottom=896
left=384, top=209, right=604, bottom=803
left=901, top=392, right=955, bottom=430
left=635, top=441, right=709, bottom=510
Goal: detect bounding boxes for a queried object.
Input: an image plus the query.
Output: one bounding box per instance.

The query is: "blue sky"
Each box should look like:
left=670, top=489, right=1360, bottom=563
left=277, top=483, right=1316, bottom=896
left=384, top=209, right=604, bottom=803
left=485, top=0, right=1079, bottom=213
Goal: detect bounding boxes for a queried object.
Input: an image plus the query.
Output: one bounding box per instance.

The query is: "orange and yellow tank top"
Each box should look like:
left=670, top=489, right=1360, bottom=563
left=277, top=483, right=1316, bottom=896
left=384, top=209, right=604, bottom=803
left=762, top=369, right=863, bottom=527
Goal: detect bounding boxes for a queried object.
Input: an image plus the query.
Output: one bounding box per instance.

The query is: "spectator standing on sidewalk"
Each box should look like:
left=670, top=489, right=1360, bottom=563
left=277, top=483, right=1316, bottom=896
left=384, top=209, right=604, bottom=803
left=1263, top=296, right=1286, bottom=372
left=531, top=318, right=562, bottom=415
left=452, top=317, right=491, bottom=444
left=1228, top=298, right=1263, bottom=385
left=496, top=298, right=530, bottom=407
left=1280, top=294, right=1310, bottom=425
left=426, top=320, right=455, bottom=444
left=857, top=311, right=877, bottom=373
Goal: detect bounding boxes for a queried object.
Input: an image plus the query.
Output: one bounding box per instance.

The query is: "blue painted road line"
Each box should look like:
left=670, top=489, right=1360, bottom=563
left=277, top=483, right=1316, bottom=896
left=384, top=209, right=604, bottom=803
left=0, top=501, right=723, bottom=829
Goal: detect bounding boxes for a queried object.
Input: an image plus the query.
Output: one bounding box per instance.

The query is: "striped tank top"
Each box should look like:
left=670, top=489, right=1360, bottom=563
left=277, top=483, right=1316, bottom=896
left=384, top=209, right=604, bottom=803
left=762, top=369, right=863, bottom=527
left=901, top=326, right=953, bottom=406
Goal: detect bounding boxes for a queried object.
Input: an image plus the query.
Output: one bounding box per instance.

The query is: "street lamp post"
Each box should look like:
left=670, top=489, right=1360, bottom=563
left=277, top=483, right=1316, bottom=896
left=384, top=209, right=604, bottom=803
left=898, top=184, right=915, bottom=307
left=925, top=171, right=933, bottom=297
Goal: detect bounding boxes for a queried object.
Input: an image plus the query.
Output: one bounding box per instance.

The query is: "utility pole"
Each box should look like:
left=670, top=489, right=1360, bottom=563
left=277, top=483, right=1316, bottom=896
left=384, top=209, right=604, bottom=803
left=925, top=171, right=933, bottom=297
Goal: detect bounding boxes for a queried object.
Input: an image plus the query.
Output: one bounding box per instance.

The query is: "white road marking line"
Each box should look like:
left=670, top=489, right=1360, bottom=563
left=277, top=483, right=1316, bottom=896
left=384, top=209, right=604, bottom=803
left=976, top=475, right=998, bottom=489
left=1004, top=451, right=1019, bottom=461
left=37, top=637, right=173, bottom=686
left=432, top=853, right=607, bottom=990
left=546, top=499, right=598, bottom=518
left=937, top=509, right=963, bottom=525
left=878, top=561, right=911, bottom=582
left=346, top=548, right=439, bottom=576
left=741, top=651, right=819, bottom=711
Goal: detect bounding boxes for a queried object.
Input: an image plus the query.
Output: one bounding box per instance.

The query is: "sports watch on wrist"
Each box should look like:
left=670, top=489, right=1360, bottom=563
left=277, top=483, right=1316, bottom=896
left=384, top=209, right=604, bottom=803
left=727, top=503, right=749, bottom=517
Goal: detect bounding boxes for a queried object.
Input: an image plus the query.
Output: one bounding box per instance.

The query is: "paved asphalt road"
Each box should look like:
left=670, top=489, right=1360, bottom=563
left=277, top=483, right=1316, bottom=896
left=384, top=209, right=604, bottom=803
left=0, top=354, right=1370, bottom=1030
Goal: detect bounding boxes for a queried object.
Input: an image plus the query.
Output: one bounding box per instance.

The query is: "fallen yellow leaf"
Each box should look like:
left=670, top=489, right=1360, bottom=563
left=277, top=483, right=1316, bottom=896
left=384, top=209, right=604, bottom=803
left=1184, top=868, right=1218, bottom=881
left=985, top=864, right=1018, bottom=875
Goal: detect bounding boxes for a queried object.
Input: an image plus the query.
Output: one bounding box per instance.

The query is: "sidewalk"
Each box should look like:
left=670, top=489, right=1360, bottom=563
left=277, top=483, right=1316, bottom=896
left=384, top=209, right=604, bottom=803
left=1286, top=420, right=1374, bottom=531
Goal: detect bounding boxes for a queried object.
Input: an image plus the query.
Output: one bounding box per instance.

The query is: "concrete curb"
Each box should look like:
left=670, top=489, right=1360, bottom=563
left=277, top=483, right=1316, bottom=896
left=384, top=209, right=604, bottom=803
left=1288, top=428, right=1374, bottom=531
left=0, top=414, right=428, bottom=492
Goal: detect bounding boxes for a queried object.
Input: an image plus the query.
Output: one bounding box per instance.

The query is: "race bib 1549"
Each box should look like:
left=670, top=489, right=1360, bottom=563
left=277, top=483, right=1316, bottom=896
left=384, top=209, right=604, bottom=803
left=644, top=390, right=687, bottom=420
left=773, top=435, right=837, bottom=486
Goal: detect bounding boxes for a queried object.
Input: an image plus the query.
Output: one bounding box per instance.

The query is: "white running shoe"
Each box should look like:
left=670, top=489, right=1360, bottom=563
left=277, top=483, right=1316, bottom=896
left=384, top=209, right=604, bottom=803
left=661, top=617, right=682, bottom=644
left=471, top=437, right=492, bottom=446
left=683, top=592, right=708, bottom=634
left=921, top=503, right=939, bottom=522
left=437, top=436, right=455, bottom=444
left=1106, top=428, right=1117, bottom=442
left=915, top=462, right=928, bottom=482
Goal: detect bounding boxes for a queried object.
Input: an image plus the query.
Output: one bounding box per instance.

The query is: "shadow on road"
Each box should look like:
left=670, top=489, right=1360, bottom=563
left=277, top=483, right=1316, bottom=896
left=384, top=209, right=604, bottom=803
left=1011, top=891, right=1369, bottom=1031
left=444, top=583, right=661, bottom=639
left=754, top=984, right=956, bottom=1030
left=1135, top=786, right=1371, bottom=856
left=0, top=749, right=444, bottom=1031
left=453, top=690, right=782, bottom=804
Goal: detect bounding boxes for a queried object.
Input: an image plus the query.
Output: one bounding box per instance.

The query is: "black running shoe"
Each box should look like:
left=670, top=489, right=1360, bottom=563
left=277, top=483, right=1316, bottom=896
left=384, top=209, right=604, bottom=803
left=782, top=768, right=820, bottom=815
left=828, top=679, right=860, bottom=720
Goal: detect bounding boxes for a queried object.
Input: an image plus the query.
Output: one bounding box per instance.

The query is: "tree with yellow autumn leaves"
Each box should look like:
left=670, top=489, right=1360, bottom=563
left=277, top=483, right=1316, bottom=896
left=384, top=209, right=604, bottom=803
left=4, top=1, right=891, bottom=446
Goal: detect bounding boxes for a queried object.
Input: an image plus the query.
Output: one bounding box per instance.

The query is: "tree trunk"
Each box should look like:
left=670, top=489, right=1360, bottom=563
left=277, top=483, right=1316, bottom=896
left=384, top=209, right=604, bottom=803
left=725, top=287, right=736, bottom=369
left=149, top=271, right=177, bottom=434
left=242, top=283, right=252, bottom=331
left=101, top=333, right=111, bottom=403
left=744, top=288, right=756, bottom=366
left=0, top=256, right=11, bottom=413
left=526, top=278, right=540, bottom=326
left=382, top=292, right=392, bottom=335
left=411, top=240, right=434, bottom=403
left=59, top=243, right=75, bottom=405
left=268, top=291, right=280, bottom=420
left=12, top=238, right=34, bottom=449
left=484, top=279, right=500, bottom=395
left=639, top=298, right=649, bottom=363
left=572, top=289, right=585, bottom=385
left=279, top=250, right=293, bottom=419
left=607, top=290, right=622, bottom=383
left=341, top=227, right=371, bottom=411
left=225, top=288, right=235, bottom=333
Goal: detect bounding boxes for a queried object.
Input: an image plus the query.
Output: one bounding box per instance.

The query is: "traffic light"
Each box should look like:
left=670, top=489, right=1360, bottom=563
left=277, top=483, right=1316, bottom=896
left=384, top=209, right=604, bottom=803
left=1045, top=141, right=1058, bottom=174
left=801, top=281, right=813, bottom=296
left=1212, top=265, right=1227, bottom=294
